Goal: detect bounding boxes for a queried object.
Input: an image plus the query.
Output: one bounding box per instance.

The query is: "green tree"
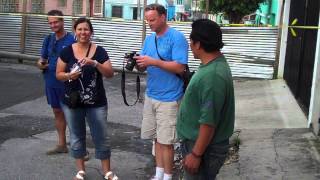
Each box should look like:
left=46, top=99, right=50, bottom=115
left=201, top=0, right=266, bottom=23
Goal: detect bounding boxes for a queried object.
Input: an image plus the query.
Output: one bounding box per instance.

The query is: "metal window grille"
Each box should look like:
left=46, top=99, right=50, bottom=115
left=58, top=0, right=66, bottom=7
left=94, top=0, right=102, bottom=14
left=0, top=0, right=19, bottom=13
left=112, top=6, right=122, bottom=18
left=31, top=0, right=44, bottom=13
left=176, top=0, right=183, bottom=5
left=73, top=0, right=83, bottom=15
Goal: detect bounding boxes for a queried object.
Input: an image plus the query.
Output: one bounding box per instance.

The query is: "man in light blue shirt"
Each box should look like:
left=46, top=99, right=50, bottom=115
left=135, top=3, right=188, bottom=180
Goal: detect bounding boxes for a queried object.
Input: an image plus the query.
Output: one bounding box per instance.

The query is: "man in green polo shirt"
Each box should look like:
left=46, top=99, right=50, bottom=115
left=176, top=19, right=235, bottom=179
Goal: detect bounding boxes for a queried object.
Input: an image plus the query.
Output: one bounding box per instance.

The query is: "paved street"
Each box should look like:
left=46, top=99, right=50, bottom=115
left=0, top=62, right=154, bottom=179
left=1, top=62, right=320, bottom=180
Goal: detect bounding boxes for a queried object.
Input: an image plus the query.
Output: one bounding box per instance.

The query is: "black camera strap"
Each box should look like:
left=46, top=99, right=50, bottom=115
left=121, top=60, right=141, bottom=106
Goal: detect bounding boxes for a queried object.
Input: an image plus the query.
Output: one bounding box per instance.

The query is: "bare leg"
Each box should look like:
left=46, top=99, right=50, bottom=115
left=52, top=107, right=67, bottom=146
left=101, top=159, right=111, bottom=174
left=102, top=159, right=118, bottom=180
left=161, top=144, right=174, bottom=174
left=74, top=159, right=85, bottom=180
left=76, top=159, right=85, bottom=171
left=155, top=139, right=164, bottom=168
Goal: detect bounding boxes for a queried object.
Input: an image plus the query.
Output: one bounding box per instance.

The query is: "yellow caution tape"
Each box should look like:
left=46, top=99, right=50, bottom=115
left=288, top=18, right=320, bottom=37
left=0, top=13, right=319, bottom=36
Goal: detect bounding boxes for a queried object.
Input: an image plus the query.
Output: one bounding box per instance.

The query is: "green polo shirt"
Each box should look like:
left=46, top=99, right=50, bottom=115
left=177, top=56, right=235, bottom=143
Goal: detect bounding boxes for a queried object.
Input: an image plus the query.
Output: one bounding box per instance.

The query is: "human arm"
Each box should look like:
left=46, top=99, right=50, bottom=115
left=56, top=58, right=81, bottom=82
left=36, top=58, right=48, bottom=70
left=183, top=124, right=215, bottom=174
left=183, top=75, right=226, bottom=174
left=136, top=55, right=185, bottom=74
left=37, top=35, right=50, bottom=70
left=136, top=31, right=188, bottom=74
left=79, top=46, right=114, bottom=78
left=80, top=57, right=114, bottom=78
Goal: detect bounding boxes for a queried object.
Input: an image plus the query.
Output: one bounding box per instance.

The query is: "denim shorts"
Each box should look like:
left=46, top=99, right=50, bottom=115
left=61, top=103, right=111, bottom=159
left=45, top=87, right=64, bottom=108
left=181, top=139, right=229, bottom=180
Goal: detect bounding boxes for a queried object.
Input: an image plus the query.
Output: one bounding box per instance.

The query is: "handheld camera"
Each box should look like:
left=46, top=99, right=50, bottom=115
left=124, top=51, right=139, bottom=71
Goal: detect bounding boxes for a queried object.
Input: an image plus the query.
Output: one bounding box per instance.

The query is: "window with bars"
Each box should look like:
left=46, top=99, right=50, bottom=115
left=58, top=0, right=66, bottom=7
left=112, top=6, right=122, bottom=18
left=94, top=0, right=102, bottom=14
left=176, top=0, right=183, bottom=5
left=0, top=0, right=19, bottom=13
left=31, top=0, right=44, bottom=13
left=73, top=0, right=83, bottom=15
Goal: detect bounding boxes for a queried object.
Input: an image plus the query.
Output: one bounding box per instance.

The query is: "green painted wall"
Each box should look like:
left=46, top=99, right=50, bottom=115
left=257, top=0, right=278, bottom=26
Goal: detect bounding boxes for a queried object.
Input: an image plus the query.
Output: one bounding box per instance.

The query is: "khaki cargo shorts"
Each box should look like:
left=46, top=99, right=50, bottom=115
left=141, top=95, right=180, bottom=145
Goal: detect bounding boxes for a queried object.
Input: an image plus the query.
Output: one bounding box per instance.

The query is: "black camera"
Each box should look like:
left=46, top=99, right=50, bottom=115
left=124, top=51, right=139, bottom=71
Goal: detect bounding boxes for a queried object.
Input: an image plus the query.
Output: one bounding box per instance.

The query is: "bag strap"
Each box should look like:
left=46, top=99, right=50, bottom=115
left=154, top=36, right=190, bottom=76
left=155, top=36, right=165, bottom=61
left=77, top=43, right=92, bottom=89
left=46, top=34, right=52, bottom=51
left=86, top=43, right=92, bottom=57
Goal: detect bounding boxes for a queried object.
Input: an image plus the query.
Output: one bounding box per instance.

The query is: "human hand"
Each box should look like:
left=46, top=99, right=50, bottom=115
left=135, top=55, right=155, bottom=68
left=183, top=153, right=201, bottom=174
left=37, top=59, right=48, bottom=70
left=68, top=70, right=81, bottom=81
left=79, top=57, right=97, bottom=67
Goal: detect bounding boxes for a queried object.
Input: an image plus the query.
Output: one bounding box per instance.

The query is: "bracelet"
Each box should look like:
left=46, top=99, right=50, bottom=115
left=93, top=60, right=98, bottom=67
left=191, top=150, right=202, bottom=159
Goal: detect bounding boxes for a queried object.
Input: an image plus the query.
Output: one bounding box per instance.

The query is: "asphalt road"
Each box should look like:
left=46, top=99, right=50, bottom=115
left=0, top=63, right=44, bottom=110
left=0, top=62, right=157, bottom=179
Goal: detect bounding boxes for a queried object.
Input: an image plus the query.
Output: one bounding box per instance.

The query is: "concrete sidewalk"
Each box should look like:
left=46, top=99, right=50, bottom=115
left=0, top=63, right=320, bottom=180
left=219, top=79, right=320, bottom=180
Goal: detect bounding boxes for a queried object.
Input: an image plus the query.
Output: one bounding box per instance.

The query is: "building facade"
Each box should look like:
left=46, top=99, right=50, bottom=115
left=0, top=0, right=103, bottom=17
left=104, top=0, right=183, bottom=20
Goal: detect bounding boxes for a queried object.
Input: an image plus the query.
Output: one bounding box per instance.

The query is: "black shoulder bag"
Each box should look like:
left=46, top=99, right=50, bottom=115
left=155, top=36, right=194, bottom=92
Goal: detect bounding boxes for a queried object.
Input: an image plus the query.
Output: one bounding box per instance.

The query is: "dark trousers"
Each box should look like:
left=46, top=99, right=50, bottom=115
left=180, top=139, right=229, bottom=180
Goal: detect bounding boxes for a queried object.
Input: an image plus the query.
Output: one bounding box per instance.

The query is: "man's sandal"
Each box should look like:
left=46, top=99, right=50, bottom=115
left=73, top=170, right=85, bottom=180
left=104, top=171, right=118, bottom=180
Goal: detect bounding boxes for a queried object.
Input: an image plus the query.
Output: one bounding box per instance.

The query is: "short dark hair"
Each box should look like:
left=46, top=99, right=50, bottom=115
left=73, top=17, right=94, bottom=33
left=47, top=10, right=64, bottom=21
left=190, top=19, right=224, bottom=52
left=145, top=3, right=167, bottom=16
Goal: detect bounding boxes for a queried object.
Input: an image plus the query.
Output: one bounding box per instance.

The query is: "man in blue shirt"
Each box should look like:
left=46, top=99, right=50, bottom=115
left=36, top=10, right=75, bottom=155
left=135, top=3, right=188, bottom=180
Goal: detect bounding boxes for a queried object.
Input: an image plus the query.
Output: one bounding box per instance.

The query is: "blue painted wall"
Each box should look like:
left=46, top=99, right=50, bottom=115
left=104, top=0, right=176, bottom=20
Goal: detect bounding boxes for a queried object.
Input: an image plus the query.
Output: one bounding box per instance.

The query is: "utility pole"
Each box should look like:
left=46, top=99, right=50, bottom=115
left=142, top=0, right=147, bottom=41
left=205, top=0, right=209, bottom=18
left=86, top=0, right=90, bottom=17
left=137, top=0, right=141, bottom=20
left=19, top=0, right=27, bottom=63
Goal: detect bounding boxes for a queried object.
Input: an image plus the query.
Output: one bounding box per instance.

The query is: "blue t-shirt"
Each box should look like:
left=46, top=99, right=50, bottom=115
left=41, top=32, right=75, bottom=88
left=141, top=27, right=188, bottom=101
